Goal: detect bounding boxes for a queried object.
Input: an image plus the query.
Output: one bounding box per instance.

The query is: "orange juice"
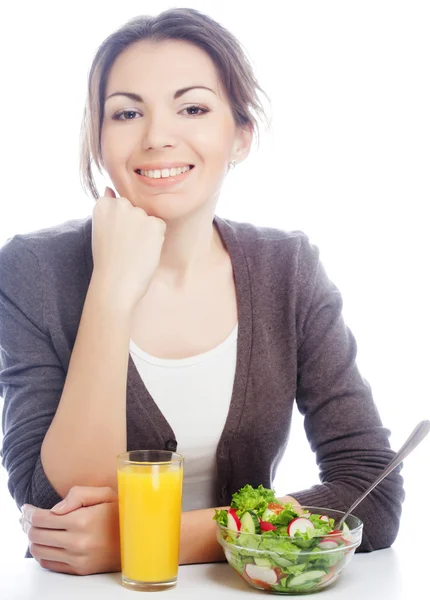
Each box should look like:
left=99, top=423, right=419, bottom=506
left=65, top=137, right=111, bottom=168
left=117, top=456, right=183, bottom=585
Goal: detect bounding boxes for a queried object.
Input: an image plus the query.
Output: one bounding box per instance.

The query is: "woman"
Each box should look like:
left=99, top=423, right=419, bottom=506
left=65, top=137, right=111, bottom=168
left=0, top=8, right=404, bottom=575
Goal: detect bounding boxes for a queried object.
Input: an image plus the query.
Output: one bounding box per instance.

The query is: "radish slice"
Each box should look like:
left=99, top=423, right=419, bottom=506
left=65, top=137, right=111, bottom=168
left=319, top=515, right=330, bottom=523
left=321, top=571, right=337, bottom=585
left=260, top=521, right=277, bottom=532
left=321, top=537, right=340, bottom=545
left=287, top=517, right=314, bottom=536
left=318, top=540, right=339, bottom=550
left=244, top=563, right=278, bottom=585
left=227, top=509, right=241, bottom=532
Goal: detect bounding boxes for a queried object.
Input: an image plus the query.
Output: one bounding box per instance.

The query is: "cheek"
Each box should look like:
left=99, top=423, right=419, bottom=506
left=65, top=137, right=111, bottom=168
left=100, top=123, right=135, bottom=171
left=192, top=123, right=234, bottom=164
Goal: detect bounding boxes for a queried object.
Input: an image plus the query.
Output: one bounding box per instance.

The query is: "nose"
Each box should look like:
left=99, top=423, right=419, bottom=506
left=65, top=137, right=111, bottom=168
left=141, top=109, right=176, bottom=151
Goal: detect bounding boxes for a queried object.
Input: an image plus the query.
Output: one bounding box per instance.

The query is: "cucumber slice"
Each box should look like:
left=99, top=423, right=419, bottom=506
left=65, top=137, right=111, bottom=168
left=287, top=570, right=326, bottom=588
left=254, top=557, right=272, bottom=567
left=261, top=508, right=277, bottom=521
left=272, top=555, right=294, bottom=568
left=240, top=511, right=261, bottom=534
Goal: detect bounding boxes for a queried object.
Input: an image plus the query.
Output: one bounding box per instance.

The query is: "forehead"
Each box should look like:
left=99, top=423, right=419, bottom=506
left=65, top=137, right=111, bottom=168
left=105, top=39, right=224, bottom=98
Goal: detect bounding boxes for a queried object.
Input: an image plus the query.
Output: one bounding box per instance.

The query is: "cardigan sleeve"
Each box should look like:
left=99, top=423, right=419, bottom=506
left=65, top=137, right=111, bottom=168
left=0, top=235, right=63, bottom=511
left=290, top=235, right=405, bottom=552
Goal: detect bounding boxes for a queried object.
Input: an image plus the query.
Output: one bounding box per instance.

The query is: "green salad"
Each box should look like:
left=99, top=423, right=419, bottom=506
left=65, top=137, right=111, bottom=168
left=213, top=485, right=358, bottom=593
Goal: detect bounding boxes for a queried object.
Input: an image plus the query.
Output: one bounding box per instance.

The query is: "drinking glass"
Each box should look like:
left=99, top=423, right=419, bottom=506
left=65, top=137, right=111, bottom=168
left=117, top=450, right=184, bottom=591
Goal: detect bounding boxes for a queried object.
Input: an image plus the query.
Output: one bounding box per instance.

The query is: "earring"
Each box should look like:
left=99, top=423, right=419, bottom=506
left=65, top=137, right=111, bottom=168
left=228, top=160, right=237, bottom=170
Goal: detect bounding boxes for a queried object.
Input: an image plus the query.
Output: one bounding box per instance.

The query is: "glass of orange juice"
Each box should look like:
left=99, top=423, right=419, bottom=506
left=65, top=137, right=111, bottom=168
left=117, top=450, right=184, bottom=591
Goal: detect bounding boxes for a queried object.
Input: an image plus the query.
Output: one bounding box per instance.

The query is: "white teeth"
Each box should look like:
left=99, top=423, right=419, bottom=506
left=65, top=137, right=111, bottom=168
left=138, top=165, right=192, bottom=179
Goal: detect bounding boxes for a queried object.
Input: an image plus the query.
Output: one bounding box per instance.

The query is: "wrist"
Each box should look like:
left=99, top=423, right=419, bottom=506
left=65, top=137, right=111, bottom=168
left=89, top=271, right=137, bottom=315
left=179, top=507, right=227, bottom=565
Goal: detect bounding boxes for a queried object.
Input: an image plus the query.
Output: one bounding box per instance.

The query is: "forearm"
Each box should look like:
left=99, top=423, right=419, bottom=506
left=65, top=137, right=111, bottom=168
left=179, top=506, right=228, bottom=565
left=41, top=273, right=133, bottom=497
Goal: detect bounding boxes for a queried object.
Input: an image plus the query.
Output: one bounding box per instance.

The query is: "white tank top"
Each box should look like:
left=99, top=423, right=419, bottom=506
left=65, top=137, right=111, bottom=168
left=129, top=323, right=238, bottom=511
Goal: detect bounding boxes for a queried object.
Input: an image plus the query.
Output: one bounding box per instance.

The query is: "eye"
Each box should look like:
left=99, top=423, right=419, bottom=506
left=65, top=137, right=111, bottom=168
left=112, top=110, right=141, bottom=121
left=181, top=105, right=209, bottom=117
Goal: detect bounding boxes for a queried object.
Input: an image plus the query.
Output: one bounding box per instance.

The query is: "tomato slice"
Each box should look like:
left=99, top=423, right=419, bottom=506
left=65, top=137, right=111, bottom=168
left=267, top=502, right=284, bottom=515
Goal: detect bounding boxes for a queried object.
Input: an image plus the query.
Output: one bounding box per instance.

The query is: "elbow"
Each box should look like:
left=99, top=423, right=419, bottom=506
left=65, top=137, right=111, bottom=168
left=2, top=447, right=34, bottom=510
left=4, top=454, right=63, bottom=510
left=356, top=480, right=405, bottom=552
left=357, top=520, right=401, bottom=552
left=5, top=469, right=34, bottom=511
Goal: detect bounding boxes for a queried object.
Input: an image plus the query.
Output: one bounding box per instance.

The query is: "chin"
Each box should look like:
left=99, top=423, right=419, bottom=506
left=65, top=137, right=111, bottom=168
left=135, top=194, right=209, bottom=222
left=137, top=203, right=201, bottom=223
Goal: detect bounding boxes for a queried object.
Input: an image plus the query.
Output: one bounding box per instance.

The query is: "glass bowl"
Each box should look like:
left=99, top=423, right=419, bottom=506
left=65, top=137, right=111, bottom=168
left=216, top=506, right=363, bottom=594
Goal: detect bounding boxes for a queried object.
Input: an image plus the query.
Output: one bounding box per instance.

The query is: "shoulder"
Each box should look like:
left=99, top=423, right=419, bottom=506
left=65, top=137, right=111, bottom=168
left=0, top=216, right=92, bottom=276
left=215, top=215, right=320, bottom=272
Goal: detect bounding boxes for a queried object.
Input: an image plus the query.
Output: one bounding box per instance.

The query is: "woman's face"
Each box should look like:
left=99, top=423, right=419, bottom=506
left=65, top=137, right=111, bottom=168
left=100, top=39, right=252, bottom=220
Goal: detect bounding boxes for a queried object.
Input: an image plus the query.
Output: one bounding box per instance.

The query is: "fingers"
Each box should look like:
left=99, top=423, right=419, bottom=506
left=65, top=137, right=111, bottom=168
left=277, top=495, right=304, bottom=514
left=51, top=486, right=118, bottom=515
left=21, top=505, right=67, bottom=530
left=37, top=559, right=77, bottom=575
left=104, top=186, right=116, bottom=198
left=97, top=186, right=116, bottom=200
left=31, top=543, right=94, bottom=576
left=29, top=543, right=69, bottom=563
left=37, top=557, right=102, bottom=577
left=25, top=520, right=67, bottom=549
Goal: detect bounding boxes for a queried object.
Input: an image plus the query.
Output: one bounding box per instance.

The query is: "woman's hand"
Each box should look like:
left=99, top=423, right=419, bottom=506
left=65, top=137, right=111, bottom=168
left=20, top=486, right=121, bottom=575
left=277, top=494, right=303, bottom=514
left=91, top=186, right=167, bottom=310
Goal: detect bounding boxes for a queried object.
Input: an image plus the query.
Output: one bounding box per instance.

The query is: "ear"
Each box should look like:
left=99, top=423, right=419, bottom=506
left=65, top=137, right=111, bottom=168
left=232, top=123, right=254, bottom=165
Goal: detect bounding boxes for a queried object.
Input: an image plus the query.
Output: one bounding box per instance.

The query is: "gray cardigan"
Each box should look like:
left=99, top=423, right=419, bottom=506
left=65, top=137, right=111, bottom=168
left=0, top=214, right=404, bottom=552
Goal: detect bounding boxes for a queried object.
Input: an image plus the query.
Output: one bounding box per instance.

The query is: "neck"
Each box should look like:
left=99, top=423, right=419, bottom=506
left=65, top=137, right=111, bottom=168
left=155, top=208, right=224, bottom=289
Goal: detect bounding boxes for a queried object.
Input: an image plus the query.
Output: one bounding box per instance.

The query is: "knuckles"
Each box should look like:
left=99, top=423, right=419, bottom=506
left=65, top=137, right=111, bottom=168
left=100, top=486, right=118, bottom=502
left=27, top=509, right=42, bottom=528
left=74, top=512, right=90, bottom=531
left=150, top=216, right=167, bottom=233
left=65, top=485, right=82, bottom=506
left=70, top=535, right=92, bottom=556
left=94, top=194, right=167, bottom=235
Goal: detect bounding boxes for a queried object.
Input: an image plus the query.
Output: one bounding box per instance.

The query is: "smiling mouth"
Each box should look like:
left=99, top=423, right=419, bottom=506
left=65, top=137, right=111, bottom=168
left=135, top=165, right=195, bottom=179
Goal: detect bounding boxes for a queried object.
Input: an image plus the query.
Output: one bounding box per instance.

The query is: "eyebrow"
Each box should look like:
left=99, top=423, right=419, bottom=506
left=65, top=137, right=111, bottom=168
left=105, top=86, right=216, bottom=103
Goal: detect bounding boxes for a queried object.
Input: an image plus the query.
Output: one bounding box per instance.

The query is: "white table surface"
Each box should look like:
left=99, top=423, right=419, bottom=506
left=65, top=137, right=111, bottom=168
left=0, top=544, right=426, bottom=600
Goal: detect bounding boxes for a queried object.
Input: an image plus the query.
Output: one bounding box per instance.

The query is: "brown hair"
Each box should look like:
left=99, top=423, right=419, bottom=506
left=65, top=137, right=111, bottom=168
left=79, top=7, right=271, bottom=199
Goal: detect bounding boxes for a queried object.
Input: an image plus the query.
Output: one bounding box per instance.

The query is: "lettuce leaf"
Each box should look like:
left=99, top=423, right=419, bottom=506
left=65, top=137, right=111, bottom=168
left=230, top=484, right=277, bottom=518
left=272, top=505, right=298, bottom=526
left=213, top=509, right=228, bottom=526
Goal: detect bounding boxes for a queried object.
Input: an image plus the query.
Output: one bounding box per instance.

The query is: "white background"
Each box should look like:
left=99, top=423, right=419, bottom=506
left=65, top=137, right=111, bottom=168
left=0, top=0, right=429, bottom=562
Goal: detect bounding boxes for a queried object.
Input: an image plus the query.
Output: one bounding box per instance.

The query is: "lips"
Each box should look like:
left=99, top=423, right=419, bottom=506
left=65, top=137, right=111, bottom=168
left=134, top=164, right=194, bottom=173
left=134, top=164, right=194, bottom=187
